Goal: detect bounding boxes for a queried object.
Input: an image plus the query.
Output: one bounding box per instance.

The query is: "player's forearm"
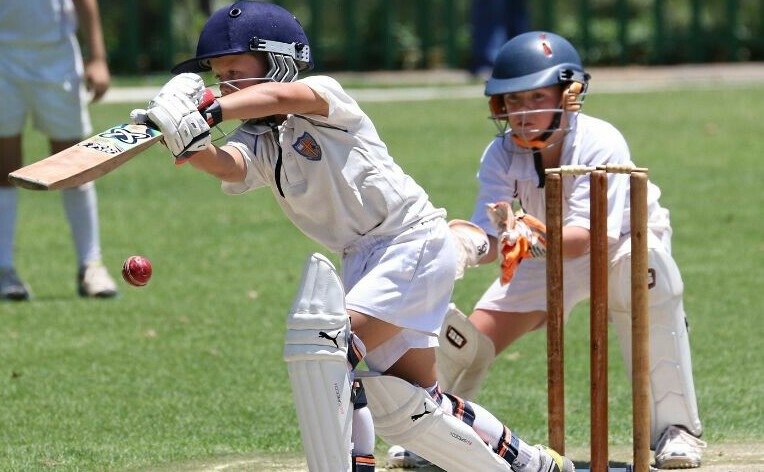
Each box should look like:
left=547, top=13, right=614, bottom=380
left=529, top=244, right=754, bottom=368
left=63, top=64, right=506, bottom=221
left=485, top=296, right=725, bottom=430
left=562, top=225, right=590, bottom=258
left=218, top=82, right=329, bottom=121
left=485, top=228, right=588, bottom=262
left=481, top=236, right=499, bottom=264
left=188, top=145, right=247, bottom=183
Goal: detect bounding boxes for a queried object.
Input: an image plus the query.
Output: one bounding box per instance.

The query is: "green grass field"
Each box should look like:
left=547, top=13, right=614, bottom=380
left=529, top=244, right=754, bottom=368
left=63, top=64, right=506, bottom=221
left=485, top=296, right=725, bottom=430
left=1, top=83, right=762, bottom=471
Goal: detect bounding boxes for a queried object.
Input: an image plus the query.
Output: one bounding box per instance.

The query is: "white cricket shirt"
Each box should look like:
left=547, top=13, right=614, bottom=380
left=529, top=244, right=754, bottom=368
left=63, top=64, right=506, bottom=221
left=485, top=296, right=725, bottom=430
left=222, top=75, right=445, bottom=253
left=471, top=113, right=669, bottom=242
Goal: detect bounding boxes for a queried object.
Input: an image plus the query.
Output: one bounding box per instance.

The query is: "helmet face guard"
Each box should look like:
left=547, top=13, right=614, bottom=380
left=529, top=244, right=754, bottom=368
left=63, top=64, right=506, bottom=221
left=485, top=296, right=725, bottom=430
left=485, top=32, right=590, bottom=149
left=488, top=81, right=587, bottom=149
left=172, top=1, right=313, bottom=83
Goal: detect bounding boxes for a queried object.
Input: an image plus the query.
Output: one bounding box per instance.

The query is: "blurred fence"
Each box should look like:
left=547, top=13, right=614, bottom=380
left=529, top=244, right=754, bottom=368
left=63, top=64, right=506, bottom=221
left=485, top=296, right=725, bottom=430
left=102, top=0, right=764, bottom=75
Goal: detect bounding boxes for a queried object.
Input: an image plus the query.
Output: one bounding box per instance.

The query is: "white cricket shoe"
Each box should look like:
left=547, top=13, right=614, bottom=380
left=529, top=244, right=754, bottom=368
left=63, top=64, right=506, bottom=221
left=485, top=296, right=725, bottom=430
left=0, top=267, right=30, bottom=301
left=534, top=445, right=576, bottom=472
left=78, top=261, right=119, bottom=298
left=386, top=445, right=431, bottom=469
left=654, top=425, right=706, bottom=469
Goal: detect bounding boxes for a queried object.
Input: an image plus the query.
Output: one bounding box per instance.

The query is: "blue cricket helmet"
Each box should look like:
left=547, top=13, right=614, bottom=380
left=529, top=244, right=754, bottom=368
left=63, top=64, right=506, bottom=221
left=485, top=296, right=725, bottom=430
left=171, top=1, right=312, bottom=82
left=485, top=31, right=589, bottom=96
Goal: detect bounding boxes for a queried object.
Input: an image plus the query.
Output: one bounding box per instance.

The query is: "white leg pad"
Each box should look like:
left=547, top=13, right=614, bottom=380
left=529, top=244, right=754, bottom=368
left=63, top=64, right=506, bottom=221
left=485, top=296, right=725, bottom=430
left=361, top=373, right=512, bottom=471
left=609, top=245, right=702, bottom=446
left=436, top=304, right=496, bottom=398
left=283, top=253, right=352, bottom=471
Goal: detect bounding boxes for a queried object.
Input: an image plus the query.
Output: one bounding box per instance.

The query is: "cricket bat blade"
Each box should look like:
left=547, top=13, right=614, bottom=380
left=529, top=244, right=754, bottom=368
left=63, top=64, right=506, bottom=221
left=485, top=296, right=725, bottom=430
left=8, top=124, right=162, bottom=191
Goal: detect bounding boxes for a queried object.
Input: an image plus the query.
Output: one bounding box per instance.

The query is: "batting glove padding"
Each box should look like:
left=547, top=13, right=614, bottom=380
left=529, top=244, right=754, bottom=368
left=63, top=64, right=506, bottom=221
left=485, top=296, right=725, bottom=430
left=147, top=73, right=213, bottom=160
left=448, top=219, right=489, bottom=280
left=159, top=73, right=208, bottom=107
left=486, top=202, right=547, bottom=285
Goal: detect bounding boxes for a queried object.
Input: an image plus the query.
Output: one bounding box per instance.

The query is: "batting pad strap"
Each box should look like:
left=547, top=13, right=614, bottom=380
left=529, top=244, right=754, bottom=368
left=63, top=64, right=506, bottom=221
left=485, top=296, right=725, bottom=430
left=361, top=374, right=512, bottom=471
left=283, top=313, right=349, bottom=362
left=284, top=253, right=353, bottom=472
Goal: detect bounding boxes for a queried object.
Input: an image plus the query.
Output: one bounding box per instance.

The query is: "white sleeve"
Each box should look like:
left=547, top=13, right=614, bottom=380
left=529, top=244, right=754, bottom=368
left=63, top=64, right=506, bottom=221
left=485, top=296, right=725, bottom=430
left=297, top=76, right=365, bottom=131
left=470, top=139, right=517, bottom=238
left=220, top=125, right=274, bottom=195
left=565, top=118, right=632, bottom=240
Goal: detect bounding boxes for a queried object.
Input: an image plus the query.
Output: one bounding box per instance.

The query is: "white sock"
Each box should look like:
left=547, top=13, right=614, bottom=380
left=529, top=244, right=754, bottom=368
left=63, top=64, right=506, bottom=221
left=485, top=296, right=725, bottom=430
left=62, top=182, right=101, bottom=266
left=0, top=187, right=18, bottom=268
left=351, top=405, right=375, bottom=456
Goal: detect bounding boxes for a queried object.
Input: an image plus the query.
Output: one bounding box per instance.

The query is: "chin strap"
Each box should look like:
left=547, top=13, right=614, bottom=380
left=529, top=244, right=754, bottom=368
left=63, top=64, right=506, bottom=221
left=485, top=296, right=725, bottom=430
left=516, top=114, right=560, bottom=189
left=532, top=150, right=545, bottom=188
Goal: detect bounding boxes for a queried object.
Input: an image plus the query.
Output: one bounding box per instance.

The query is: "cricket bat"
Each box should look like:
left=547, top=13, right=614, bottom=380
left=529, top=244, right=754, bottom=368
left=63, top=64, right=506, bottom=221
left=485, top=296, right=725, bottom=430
left=8, top=124, right=162, bottom=191
left=8, top=88, right=217, bottom=191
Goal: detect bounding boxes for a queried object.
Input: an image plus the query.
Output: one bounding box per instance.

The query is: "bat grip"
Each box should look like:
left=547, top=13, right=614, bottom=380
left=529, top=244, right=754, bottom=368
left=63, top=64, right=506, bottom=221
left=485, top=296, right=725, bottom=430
left=199, top=88, right=217, bottom=110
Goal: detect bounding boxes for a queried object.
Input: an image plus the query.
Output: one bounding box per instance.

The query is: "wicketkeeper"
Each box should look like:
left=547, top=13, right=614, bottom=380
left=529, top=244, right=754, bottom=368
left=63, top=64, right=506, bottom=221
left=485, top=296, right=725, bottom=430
left=436, top=31, right=706, bottom=470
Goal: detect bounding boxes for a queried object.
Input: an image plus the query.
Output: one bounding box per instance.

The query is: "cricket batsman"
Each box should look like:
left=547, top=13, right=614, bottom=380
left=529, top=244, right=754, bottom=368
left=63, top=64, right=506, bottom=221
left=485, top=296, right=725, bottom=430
left=131, top=2, right=576, bottom=471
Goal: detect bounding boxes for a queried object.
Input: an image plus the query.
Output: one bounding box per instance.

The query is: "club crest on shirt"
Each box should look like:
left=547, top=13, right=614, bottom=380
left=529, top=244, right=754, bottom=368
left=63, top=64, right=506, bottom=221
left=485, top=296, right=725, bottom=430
left=292, top=132, right=322, bottom=160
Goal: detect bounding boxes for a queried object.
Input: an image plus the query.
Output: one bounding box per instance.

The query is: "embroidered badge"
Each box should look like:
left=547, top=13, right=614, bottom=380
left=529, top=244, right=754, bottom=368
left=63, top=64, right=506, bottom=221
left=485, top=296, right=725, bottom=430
left=292, top=132, right=322, bottom=160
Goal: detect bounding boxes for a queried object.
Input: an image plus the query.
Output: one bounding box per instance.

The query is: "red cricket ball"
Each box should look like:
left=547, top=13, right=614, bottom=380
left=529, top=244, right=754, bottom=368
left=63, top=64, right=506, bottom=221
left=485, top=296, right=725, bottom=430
left=122, top=255, right=152, bottom=287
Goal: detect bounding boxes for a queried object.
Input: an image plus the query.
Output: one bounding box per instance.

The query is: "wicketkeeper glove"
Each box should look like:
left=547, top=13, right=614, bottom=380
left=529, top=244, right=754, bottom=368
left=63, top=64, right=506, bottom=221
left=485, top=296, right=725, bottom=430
left=133, top=73, right=221, bottom=161
left=486, top=202, right=547, bottom=285
left=448, top=219, right=489, bottom=280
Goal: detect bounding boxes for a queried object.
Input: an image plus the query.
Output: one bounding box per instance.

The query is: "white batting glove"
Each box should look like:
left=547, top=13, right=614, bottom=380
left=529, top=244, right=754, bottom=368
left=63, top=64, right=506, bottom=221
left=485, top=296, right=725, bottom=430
left=158, top=73, right=208, bottom=107
left=448, top=219, right=489, bottom=280
left=146, top=74, right=211, bottom=159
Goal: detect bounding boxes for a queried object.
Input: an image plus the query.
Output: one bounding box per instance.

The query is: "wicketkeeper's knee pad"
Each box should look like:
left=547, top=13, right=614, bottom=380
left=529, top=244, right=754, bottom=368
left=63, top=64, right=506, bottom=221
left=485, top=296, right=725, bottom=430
left=609, top=246, right=702, bottom=445
left=283, top=253, right=353, bottom=471
left=361, top=373, right=512, bottom=471
left=436, top=304, right=496, bottom=399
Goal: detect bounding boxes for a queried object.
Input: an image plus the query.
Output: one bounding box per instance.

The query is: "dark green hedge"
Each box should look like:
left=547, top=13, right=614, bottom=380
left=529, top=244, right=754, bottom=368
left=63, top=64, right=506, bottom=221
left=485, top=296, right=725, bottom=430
left=99, top=0, right=764, bottom=75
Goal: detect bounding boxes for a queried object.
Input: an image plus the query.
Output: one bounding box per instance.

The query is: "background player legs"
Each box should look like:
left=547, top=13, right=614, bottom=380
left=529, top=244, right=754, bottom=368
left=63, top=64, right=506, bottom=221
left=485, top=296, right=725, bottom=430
left=53, top=139, right=100, bottom=266
left=0, top=135, right=30, bottom=300
left=50, top=138, right=117, bottom=298
left=0, top=136, right=118, bottom=299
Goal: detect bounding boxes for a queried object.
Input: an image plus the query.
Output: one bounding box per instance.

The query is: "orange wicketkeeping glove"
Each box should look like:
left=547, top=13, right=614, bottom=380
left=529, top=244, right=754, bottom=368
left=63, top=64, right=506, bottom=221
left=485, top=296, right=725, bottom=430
left=486, top=202, right=547, bottom=285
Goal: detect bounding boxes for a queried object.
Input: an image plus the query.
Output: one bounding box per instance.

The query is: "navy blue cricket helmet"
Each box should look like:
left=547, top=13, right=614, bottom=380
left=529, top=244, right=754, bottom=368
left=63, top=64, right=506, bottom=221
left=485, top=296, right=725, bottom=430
left=485, top=32, right=591, bottom=150
left=172, top=1, right=312, bottom=82
left=485, top=31, right=589, bottom=97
